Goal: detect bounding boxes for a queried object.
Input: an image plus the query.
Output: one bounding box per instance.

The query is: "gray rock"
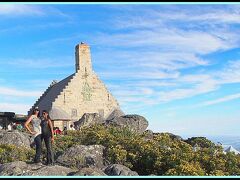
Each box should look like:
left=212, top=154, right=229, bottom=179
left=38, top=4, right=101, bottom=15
left=0, top=161, right=76, bottom=176
left=105, top=114, right=148, bottom=134
left=143, top=130, right=154, bottom=140
left=104, top=164, right=139, bottom=176
left=0, top=161, right=29, bottom=176
left=105, top=108, right=125, bottom=121
left=74, top=113, right=104, bottom=130
left=71, top=167, right=107, bottom=176
left=0, top=130, right=31, bottom=148
left=56, top=145, right=105, bottom=169
left=166, top=133, right=183, bottom=141
left=23, top=165, right=76, bottom=176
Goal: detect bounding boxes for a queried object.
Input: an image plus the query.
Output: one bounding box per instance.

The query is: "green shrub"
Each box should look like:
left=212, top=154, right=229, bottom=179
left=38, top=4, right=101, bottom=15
left=2, top=124, right=239, bottom=176
left=62, top=124, right=240, bottom=176
left=0, top=144, right=35, bottom=163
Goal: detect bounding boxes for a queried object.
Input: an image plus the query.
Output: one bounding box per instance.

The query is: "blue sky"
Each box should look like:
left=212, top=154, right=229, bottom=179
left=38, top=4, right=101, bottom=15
left=0, top=3, right=240, bottom=137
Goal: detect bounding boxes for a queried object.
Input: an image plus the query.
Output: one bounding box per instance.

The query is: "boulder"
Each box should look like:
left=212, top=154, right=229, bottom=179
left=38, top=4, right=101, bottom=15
left=105, top=108, right=125, bottom=121
left=104, top=164, right=139, bottom=176
left=0, top=130, right=31, bottom=148
left=70, top=167, right=107, bottom=176
left=143, top=130, right=154, bottom=140
left=166, top=133, right=183, bottom=141
left=0, top=161, right=76, bottom=176
left=23, top=165, right=76, bottom=176
left=74, top=113, right=104, bottom=130
left=105, top=115, right=148, bottom=134
left=0, top=161, right=29, bottom=176
left=56, top=145, right=105, bottom=169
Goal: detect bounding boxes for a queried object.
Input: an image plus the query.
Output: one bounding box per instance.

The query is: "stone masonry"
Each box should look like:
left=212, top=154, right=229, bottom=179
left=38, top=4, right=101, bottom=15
left=29, top=42, right=121, bottom=124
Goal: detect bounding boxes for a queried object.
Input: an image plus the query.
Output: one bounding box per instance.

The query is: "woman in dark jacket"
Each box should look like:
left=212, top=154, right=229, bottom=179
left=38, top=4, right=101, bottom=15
left=41, top=110, right=55, bottom=165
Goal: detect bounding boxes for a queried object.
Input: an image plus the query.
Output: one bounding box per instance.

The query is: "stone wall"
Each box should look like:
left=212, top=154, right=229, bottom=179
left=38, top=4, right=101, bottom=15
left=52, top=43, right=120, bottom=122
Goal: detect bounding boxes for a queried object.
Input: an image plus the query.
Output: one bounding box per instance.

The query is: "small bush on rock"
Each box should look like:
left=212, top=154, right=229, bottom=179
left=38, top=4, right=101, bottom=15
left=0, top=144, right=35, bottom=163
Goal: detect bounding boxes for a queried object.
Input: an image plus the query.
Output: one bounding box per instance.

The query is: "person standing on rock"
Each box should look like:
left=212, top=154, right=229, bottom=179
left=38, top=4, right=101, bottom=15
left=24, top=107, right=42, bottom=163
left=41, top=110, right=55, bottom=165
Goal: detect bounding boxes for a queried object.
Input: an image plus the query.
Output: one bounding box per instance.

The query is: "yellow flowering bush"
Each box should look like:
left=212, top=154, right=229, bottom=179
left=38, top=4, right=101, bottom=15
left=57, top=124, right=240, bottom=176
left=4, top=124, right=237, bottom=176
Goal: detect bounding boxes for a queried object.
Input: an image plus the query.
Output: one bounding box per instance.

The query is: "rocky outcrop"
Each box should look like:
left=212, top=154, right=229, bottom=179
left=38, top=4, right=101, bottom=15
left=56, top=145, right=105, bottom=169
left=74, top=113, right=149, bottom=135
left=23, top=165, right=76, bottom=176
left=106, top=108, right=125, bottom=121
left=0, top=161, right=29, bottom=176
left=0, top=130, right=31, bottom=148
left=0, top=161, right=139, bottom=176
left=143, top=130, right=154, bottom=140
left=0, top=161, right=76, bottom=176
left=105, top=115, right=148, bottom=134
left=71, top=167, right=107, bottom=176
left=74, top=113, right=105, bottom=130
left=104, top=164, right=139, bottom=176
left=166, top=133, right=183, bottom=141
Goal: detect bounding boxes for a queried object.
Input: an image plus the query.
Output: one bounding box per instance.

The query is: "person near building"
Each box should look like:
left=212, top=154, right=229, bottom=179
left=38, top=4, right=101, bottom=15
left=41, top=110, right=54, bottom=165
left=54, top=127, right=62, bottom=135
left=24, top=107, right=42, bottom=163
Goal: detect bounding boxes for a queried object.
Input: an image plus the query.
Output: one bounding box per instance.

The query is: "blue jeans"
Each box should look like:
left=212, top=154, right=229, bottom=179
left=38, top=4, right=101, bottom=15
left=34, top=134, right=42, bottom=163
left=42, top=135, right=54, bottom=165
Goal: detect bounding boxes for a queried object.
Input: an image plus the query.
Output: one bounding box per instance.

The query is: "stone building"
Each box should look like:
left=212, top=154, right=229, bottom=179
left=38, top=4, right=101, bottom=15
left=28, top=42, right=121, bottom=130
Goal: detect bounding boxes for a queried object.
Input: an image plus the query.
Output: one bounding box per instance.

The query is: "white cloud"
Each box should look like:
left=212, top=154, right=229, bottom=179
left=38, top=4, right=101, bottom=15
left=95, top=50, right=208, bottom=71
left=92, top=28, right=232, bottom=55
left=0, top=86, right=41, bottom=97
left=156, top=80, right=218, bottom=103
left=2, top=4, right=240, bottom=116
left=0, top=4, right=44, bottom=16
left=217, top=60, right=240, bottom=84
left=37, top=35, right=81, bottom=46
left=0, top=102, right=31, bottom=114
left=0, top=4, right=70, bottom=19
left=198, top=93, right=240, bottom=107
left=0, top=21, right=73, bottom=35
left=89, top=5, right=240, bottom=111
left=113, top=5, right=240, bottom=29
left=0, top=57, right=74, bottom=69
left=153, top=10, right=240, bottom=25
left=98, top=70, right=180, bottom=80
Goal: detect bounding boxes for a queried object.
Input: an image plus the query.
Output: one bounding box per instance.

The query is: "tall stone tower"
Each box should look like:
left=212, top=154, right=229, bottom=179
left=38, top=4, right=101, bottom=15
left=75, top=42, right=92, bottom=73
left=29, top=42, right=122, bottom=130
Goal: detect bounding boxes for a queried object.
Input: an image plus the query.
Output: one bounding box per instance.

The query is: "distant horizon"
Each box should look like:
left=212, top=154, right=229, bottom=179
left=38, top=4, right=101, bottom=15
left=0, top=3, right=240, bottom=136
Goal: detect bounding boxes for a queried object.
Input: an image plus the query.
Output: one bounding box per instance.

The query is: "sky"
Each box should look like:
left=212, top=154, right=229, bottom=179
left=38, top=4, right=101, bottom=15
left=0, top=3, right=240, bottom=137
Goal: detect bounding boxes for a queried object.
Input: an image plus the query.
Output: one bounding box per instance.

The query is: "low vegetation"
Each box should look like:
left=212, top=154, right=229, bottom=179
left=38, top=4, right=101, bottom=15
left=1, top=124, right=240, bottom=176
left=0, top=144, right=35, bottom=163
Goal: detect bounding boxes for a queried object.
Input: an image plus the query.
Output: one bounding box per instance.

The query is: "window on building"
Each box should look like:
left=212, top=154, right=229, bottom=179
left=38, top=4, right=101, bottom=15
left=71, top=109, right=77, bottom=117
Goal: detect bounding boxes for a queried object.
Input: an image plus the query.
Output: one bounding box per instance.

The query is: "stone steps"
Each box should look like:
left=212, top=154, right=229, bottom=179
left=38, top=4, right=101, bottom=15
left=28, top=85, right=53, bottom=115
left=28, top=73, right=77, bottom=115
left=51, top=73, right=77, bottom=105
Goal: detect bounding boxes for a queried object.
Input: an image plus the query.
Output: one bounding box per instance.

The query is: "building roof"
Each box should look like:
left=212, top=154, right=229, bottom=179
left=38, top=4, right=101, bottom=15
left=0, top=112, right=15, bottom=117
left=29, top=74, right=74, bottom=115
left=49, top=106, right=71, bottom=120
left=224, top=145, right=240, bottom=154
